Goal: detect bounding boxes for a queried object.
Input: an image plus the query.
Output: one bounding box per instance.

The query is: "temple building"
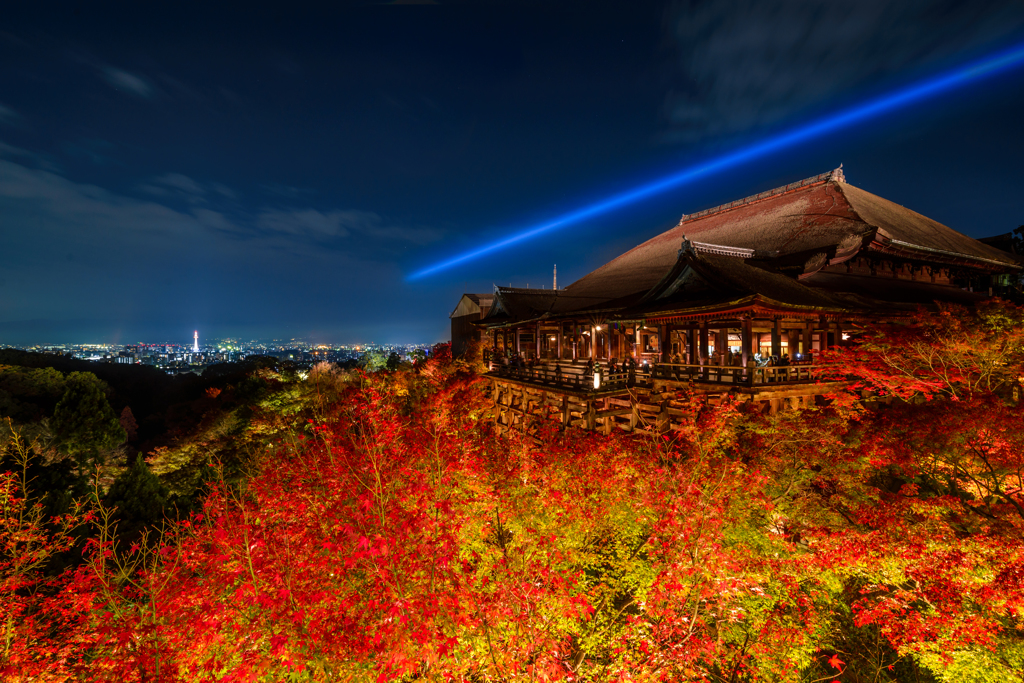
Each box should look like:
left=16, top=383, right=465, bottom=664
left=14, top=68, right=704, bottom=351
left=450, top=292, right=493, bottom=357
left=462, top=167, right=1021, bottom=432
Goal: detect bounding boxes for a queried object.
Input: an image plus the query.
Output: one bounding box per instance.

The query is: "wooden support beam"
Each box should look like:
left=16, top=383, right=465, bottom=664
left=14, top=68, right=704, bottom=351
left=741, top=316, right=752, bottom=374
left=699, top=322, right=709, bottom=380
left=771, top=317, right=782, bottom=359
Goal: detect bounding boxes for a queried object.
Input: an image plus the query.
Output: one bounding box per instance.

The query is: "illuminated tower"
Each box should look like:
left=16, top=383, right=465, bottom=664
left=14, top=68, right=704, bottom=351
left=193, top=330, right=199, bottom=353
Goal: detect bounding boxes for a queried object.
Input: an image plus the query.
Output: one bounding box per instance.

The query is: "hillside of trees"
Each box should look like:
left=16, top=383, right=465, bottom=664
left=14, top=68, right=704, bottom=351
left=3, top=302, right=1024, bottom=682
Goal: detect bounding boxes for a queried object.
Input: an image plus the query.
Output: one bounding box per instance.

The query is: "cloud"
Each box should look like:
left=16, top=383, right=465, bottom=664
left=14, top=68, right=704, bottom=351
left=662, top=0, right=1024, bottom=143
left=140, top=173, right=239, bottom=203
left=210, top=182, right=236, bottom=199
left=192, top=207, right=238, bottom=234
left=254, top=207, right=444, bottom=245
left=102, top=67, right=154, bottom=98
left=261, top=182, right=316, bottom=199
left=0, top=140, right=59, bottom=171
left=153, top=172, right=205, bottom=195
left=0, top=155, right=443, bottom=339
left=256, top=208, right=378, bottom=239
left=0, top=103, right=18, bottom=126
left=360, top=223, right=445, bottom=245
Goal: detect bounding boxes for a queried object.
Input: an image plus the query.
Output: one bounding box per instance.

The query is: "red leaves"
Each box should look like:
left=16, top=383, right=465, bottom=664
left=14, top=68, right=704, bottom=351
left=6, top=332, right=1024, bottom=680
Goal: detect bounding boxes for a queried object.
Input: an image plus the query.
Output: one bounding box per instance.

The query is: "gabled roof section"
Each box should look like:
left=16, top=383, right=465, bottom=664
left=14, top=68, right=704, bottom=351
left=839, top=183, right=1018, bottom=268
left=645, top=247, right=857, bottom=312
left=481, top=286, right=611, bottom=326
left=449, top=293, right=493, bottom=319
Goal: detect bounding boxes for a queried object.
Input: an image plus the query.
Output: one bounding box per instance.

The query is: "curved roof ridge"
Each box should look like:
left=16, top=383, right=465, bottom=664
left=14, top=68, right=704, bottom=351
left=679, top=165, right=846, bottom=224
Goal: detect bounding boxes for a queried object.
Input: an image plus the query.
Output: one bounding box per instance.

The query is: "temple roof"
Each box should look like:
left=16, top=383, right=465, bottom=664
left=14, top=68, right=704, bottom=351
left=561, top=167, right=1017, bottom=306
left=480, top=168, right=1018, bottom=327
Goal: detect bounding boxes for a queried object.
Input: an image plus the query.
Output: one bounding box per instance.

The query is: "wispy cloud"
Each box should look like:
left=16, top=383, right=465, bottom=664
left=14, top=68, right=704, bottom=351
left=662, top=0, right=1024, bottom=143
left=153, top=172, right=205, bottom=195
left=0, top=103, right=18, bottom=126
left=139, top=172, right=237, bottom=204
left=102, top=67, right=154, bottom=98
left=0, top=153, right=443, bottom=337
left=254, top=206, right=444, bottom=245
left=256, top=208, right=377, bottom=239
left=0, top=140, right=60, bottom=171
left=261, top=182, right=316, bottom=199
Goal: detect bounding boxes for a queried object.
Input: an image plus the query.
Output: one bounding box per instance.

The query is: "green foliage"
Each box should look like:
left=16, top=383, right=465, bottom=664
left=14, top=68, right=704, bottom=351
left=104, top=454, right=169, bottom=535
left=360, top=349, right=389, bottom=372
left=51, top=372, right=126, bottom=470
left=0, top=365, right=66, bottom=423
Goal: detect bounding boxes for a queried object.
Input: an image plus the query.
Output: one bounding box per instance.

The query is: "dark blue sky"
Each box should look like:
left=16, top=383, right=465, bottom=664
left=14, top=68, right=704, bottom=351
left=2, top=1, right=1023, bottom=345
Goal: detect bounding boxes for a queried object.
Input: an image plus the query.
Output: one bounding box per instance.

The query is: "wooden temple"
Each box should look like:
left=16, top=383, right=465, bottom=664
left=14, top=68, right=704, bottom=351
left=464, top=167, right=1021, bottom=433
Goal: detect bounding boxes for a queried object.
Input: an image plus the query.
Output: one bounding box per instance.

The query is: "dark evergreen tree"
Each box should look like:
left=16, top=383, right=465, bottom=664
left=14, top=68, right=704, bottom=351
left=118, top=405, right=138, bottom=442
left=51, top=372, right=126, bottom=470
left=104, top=454, right=169, bottom=536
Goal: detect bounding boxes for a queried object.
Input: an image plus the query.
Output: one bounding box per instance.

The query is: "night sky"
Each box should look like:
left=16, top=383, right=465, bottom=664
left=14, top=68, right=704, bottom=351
left=2, top=2, right=1023, bottom=346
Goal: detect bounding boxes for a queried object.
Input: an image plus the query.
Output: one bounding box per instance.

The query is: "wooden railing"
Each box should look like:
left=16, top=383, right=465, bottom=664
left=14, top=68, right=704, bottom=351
left=489, top=360, right=831, bottom=393
left=651, top=362, right=825, bottom=385
left=488, top=362, right=651, bottom=393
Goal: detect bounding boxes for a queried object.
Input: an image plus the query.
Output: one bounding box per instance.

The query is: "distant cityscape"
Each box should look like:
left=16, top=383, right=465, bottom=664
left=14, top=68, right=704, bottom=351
left=0, top=331, right=434, bottom=375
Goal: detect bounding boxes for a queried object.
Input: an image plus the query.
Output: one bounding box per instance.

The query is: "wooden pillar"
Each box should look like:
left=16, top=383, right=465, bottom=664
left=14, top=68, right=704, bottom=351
left=687, top=327, right=696, bottom=365
left=590, top=326, right=597, bottom=362
left=741, top=317, right=752, bottom=369
left=605, top=326, right=611, bottom=362
left=835, top=321, right=843, bottom=347
left=717, top=328, right=727, bottom=365
left=771, top=318, right=782, bottom=359
left=659, top=324, right=670, bottom=363
left=699, top=321, right=709, bottom=380
left=556, top=327, right=562, bottom=360
left=634, top=325, right=641, bottom=360
left=535, top=324, right=542, bottom=360
left=802, top=324, right=812, bottom=357
left=699, top=322, right=709, bottom=365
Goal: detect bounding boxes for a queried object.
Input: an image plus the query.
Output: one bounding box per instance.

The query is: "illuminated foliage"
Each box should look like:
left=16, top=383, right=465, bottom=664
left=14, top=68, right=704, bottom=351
left=3, top=308, right=1024, bottom=681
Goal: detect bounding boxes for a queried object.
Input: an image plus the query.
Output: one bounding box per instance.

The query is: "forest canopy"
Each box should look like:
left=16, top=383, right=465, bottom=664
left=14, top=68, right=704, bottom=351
left=2, top=305, right=1024, bottom=682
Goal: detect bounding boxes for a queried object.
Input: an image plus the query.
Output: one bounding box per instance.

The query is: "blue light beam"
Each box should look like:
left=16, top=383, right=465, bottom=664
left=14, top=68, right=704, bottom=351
left=409, top=42, right=1024, bottom=280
